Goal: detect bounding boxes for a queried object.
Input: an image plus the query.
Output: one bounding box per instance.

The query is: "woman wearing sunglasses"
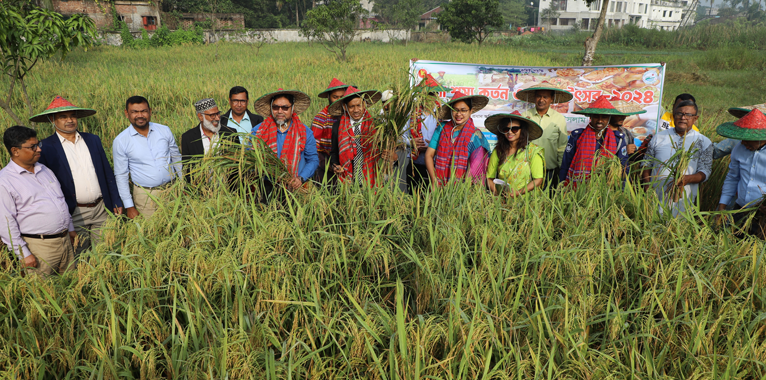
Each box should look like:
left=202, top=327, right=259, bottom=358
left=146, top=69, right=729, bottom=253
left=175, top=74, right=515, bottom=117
left=485, top=111, right=545, bottom=197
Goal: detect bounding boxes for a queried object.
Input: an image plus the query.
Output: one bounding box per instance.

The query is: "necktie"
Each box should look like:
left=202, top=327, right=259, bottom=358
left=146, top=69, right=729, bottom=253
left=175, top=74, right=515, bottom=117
left=353, top=121, right=363, bottom=183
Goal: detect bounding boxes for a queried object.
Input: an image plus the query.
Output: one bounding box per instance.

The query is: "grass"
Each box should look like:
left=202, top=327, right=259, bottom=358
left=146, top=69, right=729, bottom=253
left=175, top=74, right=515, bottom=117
left=0, top=41, right=765, bottom=378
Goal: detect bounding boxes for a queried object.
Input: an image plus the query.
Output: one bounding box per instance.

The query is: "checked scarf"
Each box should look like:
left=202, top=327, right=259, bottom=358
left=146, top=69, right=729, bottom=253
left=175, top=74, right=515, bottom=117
left=563, top=126, right=618, bottom=187
left=336, top=110, right=379, bottom=185
left=409, top=101, right=440, bottom=161
left=434, top=118, right=476, bottom=186
left=254, top=113, right=306, bottom=177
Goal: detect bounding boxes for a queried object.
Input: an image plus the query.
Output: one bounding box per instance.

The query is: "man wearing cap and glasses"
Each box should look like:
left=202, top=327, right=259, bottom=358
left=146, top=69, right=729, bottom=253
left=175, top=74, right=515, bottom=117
left=180, top=98, right=238, bottom=182
left=33, top=96, right=123, bottom=257
left=113, top=95, right=182, bottom=219
left=716, top=109, right=766, bottom=236
left=641, top=100, right=713, bottom=217
left=250, top=89, right=318, bottom=195
left=220, top=86, right=264, bottom=144
left=0, top=126, right=76, bottom=276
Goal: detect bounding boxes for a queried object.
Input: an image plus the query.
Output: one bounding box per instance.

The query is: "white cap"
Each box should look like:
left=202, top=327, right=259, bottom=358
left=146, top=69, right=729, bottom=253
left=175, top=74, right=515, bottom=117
left=381, top=90, right=394, bottom=103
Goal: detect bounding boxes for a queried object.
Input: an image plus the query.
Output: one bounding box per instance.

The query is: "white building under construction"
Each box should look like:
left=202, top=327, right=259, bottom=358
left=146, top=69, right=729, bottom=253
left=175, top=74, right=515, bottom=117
left=537, top=0, right=698, bottom=31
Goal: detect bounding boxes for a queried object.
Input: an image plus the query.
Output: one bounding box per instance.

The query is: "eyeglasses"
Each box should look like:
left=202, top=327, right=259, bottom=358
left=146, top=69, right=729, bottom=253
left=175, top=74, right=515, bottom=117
left=230, top=99, right=248, bottom=104
left=203, top=111, right=220, bottom=118
left=674, top=112, right=697, bottom=119
left=500, top=126, right=522, bottom=134
left=19, top=142, right=42, bottom=150
left=452, top=108, right=471, bottom=114
left=272, top=105, right=292, bottom=111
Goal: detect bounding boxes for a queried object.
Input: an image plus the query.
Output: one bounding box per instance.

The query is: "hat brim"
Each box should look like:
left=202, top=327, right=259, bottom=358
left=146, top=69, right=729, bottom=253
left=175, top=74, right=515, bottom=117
left=485, top=113, right=543, bottom=141
left=328, top=90, right=382, bottom=117
left=728, top=105, right=766, bottom=118
left=716, top=121, right=766, bottom=141
left=439, top=95, right=490, bottom=120
left=571, top=108, right=628, bottom=116
left=29, top=107, right=97, bottom=123
left=515, top=87, right=574, bottom=104
left=318, top=85, right=352, bottom=99
left=254, top=90, right=311, bottom=117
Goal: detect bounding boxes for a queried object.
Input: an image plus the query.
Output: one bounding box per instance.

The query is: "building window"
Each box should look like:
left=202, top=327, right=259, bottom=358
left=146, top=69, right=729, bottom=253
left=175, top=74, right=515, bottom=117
left=616, top=2, right=622, bottom=12
left=551, top=0, right=567, bottom=11
left=590, top=1, right=600, bottom=11
left=662, top=10, right=666, bottom=17
left=668, top=11, right=672, bottom=17
left=142, top=16, right=157, bottom=31
left=610, top=2, right=615, bottom=12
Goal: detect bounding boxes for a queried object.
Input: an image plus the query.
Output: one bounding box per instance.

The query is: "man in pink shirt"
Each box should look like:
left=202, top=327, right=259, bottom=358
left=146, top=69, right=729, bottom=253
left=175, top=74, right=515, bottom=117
left=0, top=126, right=76, bottom=276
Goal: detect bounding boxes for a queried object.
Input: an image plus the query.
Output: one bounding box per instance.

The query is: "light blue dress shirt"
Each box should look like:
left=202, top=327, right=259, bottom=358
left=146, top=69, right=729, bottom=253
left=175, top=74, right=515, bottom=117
left=719, top=142, right=766, bottom=208
left=113, top=123, right=182, bottom=208
left=250, top=121, right=319, bottom=182
left=227, top=110, right=252, bottom=143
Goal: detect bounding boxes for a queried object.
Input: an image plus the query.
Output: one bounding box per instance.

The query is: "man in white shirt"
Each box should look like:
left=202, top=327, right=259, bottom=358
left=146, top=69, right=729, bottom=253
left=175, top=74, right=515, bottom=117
left=35, top=96, right=123, bottom=257
left=642, top=100, right=713, bottom=217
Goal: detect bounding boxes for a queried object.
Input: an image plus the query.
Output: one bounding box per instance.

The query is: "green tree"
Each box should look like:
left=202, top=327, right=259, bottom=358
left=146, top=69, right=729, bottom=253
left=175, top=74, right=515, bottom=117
left=498, top=0, right=529, bottom=29
left=300, top=0, right=368, bottom=61
left=373, top=0, right=424, bottom=43
left=0, top=3, right=96, bottom=124
left=437, top=0, right=503, bottom=44
left=582, top=0, right=610, bottom=66
left=539, top=3, right=560, bottom=28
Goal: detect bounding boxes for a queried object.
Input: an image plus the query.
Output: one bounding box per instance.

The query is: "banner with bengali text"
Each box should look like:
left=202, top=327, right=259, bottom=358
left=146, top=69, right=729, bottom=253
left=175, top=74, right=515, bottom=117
left=409, top=60, right=666, bottom=148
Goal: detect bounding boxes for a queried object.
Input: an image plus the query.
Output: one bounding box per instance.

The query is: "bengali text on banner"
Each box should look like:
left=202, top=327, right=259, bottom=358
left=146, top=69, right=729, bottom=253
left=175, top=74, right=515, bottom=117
left=409, top=60, right=667, bottom=147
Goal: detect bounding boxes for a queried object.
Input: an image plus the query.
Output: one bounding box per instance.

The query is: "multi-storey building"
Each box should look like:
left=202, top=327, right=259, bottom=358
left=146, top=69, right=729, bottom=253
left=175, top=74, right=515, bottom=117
left=538, top=0, right=695, bottom=31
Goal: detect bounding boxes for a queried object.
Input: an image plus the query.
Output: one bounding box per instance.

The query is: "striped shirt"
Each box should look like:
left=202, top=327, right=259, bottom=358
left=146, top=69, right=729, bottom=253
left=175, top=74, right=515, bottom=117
left=311, top=106, right=337, bottom=156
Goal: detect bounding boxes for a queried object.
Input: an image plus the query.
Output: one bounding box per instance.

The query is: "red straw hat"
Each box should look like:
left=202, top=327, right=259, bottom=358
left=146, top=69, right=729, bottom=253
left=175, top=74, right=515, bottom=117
left=417, top=73, right=452, bottom=93
left=318, top=78, right=352, bottom=98
left=716, top=109, right=766, bottom=141
left=328, top=86, right=382, bottom=117
left=572, top=95, right=628, bottom=116
left=29, top=96, right=96, bottom=123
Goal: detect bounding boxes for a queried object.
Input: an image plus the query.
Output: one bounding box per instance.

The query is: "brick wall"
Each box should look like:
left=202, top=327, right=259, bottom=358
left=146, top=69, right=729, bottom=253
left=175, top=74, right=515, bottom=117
left=52, top=0, right=160, bottom=31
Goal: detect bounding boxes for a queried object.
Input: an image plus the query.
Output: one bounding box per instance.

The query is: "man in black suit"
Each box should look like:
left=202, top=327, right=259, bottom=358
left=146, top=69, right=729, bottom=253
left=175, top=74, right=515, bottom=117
left=180, top=98, right=238, bottom=183
left=220, top=86, right=264, bottom=143
left=34, top=96, right=123, bottom=257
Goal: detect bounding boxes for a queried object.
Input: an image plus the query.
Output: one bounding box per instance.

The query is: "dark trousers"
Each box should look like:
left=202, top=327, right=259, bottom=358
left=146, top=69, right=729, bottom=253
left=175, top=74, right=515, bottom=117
left=545, top=168, right=560, bottom=192
left=732, top=203, right=763, bottom=237
left=407, top=162, right=430, bottom=195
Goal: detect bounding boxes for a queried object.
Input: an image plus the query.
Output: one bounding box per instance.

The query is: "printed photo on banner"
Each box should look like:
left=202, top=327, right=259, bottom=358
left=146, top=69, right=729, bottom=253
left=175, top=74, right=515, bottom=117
left=409, top=60, right=666, bottom=148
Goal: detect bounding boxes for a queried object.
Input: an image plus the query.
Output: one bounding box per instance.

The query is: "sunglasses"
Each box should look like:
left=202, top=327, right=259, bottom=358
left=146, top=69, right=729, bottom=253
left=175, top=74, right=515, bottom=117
left=272, top=105, right=292, bottom=111
left=499, top=126, right=522, bottom=134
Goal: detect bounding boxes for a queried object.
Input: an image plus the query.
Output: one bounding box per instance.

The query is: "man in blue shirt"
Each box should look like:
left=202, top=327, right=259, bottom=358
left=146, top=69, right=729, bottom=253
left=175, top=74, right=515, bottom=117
left=717, top=109, right=766, bottom=235
left=220, top=86, right=264, bottom=144
left=250, top=89, right=318, bottom=198
left=113, top=96, right=182, bottom=219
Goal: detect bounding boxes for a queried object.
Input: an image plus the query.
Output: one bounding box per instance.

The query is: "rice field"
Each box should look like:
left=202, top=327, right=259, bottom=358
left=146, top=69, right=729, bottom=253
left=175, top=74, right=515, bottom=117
left=0, top=42, right=764, bottom=379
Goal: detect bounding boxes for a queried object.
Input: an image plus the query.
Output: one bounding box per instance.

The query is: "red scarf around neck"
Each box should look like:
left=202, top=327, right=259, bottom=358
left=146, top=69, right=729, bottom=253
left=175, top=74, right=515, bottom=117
left=434, top=118, right=475, bottom=186
left=336, top=110, right=379, bottom=185
left=563, top=125, right=618, bottom=186
left=254, top=113, right=306, bottom=177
